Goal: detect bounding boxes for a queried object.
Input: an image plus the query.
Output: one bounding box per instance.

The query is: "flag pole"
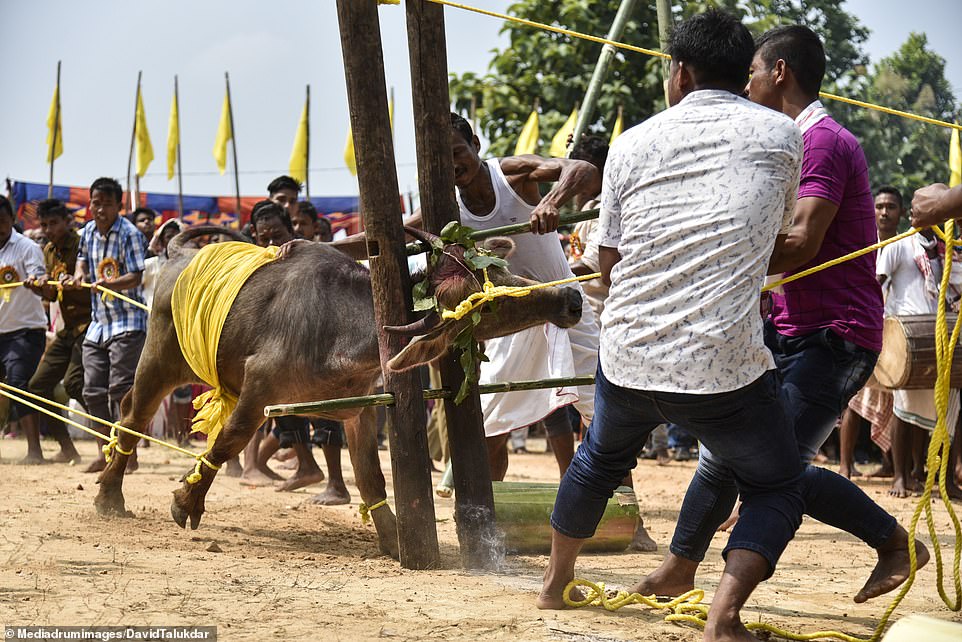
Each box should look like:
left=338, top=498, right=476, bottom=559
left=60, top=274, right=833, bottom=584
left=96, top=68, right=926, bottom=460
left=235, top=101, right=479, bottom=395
left=48, top=60, right=61, bottom=199
left=125, top=71, right=142, bottom=213
left=305, top=84, right=311, bottom=200
left=225, top=72, right=241, bottom=217
left=175, top=75, right=184, bottom=219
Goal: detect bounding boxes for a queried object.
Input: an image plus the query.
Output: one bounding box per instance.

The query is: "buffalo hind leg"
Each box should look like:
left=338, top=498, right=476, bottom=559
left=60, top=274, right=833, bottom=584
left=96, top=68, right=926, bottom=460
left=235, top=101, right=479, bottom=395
left=96, top=368, right=180, bottom=518
left=171, top=391, right=267, bottom=530
left=344, top=407, right=399, bottom=559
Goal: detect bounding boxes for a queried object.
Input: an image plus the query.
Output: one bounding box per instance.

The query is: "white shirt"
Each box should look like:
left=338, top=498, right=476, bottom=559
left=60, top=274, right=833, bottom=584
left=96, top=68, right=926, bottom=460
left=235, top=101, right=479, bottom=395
left=877, top=235, right=962, bottom=316
left=598, top=90, right=802, bottom=393
left=0, top=230, right=48, bottom=334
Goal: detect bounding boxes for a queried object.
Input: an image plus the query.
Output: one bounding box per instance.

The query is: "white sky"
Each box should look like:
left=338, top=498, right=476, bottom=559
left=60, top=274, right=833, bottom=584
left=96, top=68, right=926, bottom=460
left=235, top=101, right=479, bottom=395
left=0, top=0, right=959, bottom=200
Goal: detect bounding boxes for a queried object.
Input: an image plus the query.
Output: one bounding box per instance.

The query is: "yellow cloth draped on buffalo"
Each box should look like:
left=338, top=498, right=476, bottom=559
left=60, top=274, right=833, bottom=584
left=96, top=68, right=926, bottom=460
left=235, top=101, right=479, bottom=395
left=172, top=242, right=279, bottom=451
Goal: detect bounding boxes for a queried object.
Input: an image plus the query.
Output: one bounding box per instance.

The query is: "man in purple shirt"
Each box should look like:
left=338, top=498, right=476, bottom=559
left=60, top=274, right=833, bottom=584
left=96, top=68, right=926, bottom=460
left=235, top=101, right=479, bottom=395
left=636, top=25, right=925, bottom=607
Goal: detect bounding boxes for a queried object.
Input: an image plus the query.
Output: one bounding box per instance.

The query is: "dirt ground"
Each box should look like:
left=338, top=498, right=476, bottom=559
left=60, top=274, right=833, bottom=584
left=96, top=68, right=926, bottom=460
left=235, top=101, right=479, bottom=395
left=1, top=435, right=960, bottom=642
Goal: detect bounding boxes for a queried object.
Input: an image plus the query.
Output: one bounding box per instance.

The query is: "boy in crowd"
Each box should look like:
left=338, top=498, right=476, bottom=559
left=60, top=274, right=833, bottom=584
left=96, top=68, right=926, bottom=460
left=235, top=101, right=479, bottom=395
left=20, top=199, right=89, bottom=464
left=0, top=196, right=50, bottom=464
left=267, top=175, right=302, bottom=219
left=64, top=177, right=148, bottom=473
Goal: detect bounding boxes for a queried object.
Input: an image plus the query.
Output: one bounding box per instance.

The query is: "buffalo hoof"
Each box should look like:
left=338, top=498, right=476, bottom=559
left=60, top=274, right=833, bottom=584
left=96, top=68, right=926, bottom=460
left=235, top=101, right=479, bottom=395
left=171, top=487, right=205, bottom=530
left=372, top=508, right=400, bottom=560
left=94, top=489, right=134, bottom=518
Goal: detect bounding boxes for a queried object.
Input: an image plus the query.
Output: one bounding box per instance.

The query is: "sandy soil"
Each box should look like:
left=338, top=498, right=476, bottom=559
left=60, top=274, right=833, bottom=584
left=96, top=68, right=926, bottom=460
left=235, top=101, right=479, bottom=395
left=1, top=436, right=960, bottom=641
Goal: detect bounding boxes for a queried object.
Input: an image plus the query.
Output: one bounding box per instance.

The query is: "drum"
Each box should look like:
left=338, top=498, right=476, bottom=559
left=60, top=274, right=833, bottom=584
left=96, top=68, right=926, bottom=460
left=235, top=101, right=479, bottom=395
left=874, top=314, right=962, bottom=389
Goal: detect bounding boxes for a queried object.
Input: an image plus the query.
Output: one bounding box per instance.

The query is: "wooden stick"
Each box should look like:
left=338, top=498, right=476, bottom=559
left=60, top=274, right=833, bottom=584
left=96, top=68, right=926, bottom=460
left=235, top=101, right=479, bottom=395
left=125, top=71, right=142, bottom=213
left=263, top=375, right=596, bottom=417
left=175, top=75, right=184, bottom=219
left=336, top=0, right=439, bottom=570
left=305, top=84, right=311, bottom=200
left=48, top=60, right=61, bottom=199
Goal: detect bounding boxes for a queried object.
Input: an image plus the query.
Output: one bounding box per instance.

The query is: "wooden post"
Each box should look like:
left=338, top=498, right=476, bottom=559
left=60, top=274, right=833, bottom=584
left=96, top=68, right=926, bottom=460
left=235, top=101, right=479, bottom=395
left=335, top=0, right=439, bottom=570
left=655, top=0, right=673, bottom=106
left=125, top=71, right=142, bottom=213
left=175, top=75, right=184, bottom=219
left=406, top=0, right=499, bottom=569
left=48, top=60, right=61, bottom=199
left=225, top=72, right=241, bottom=216
left=304, top=84, right=311, bottom=200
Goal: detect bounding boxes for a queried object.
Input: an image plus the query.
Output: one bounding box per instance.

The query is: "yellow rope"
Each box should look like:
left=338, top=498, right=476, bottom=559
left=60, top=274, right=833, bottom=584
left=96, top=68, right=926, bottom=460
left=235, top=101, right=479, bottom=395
left=0, top=381, right=214, bottom=483
left=429, top=0, right=962, bottom=133
left=359, top=499, right=389, bottom=524
left=0, top=280, right=151, bottom=312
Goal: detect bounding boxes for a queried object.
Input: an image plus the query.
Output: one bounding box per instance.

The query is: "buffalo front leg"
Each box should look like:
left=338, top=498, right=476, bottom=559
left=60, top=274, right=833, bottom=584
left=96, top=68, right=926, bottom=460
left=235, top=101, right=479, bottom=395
left=95, top=368, right=178, bottom=518
left=171, top=393, right=266, bottom=530
left=344, top=407, right=399, bottom=559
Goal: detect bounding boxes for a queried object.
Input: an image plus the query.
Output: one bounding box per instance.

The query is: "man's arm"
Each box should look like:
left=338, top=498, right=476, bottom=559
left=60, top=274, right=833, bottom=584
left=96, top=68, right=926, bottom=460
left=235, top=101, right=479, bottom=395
left=599, top=246, right=621, bottom=287
left=767, top=196, right=839, bottom=275
left=500, top=155, right=601, bottom=234
left=911, top=183, right=962, bottom=228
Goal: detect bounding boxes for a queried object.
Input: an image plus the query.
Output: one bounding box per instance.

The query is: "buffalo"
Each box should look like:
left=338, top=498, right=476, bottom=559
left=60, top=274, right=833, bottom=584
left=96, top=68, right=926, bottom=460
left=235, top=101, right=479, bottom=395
left=94, top=225, right=584, bottom=557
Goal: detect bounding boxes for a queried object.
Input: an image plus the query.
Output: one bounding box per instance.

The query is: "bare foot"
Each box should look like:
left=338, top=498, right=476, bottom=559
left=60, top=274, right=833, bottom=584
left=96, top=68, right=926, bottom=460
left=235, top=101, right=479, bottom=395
left=626, top=522, right=658, bottom=552
left=124, top=456, right=139, bottom=474
left=889, top=477, right=912, bottom=498
left=17, top=453, right=49, bottom=465
left=223, top=458, right=243, bottom=478
left=839, top=463, right=862, bottom=479
left=854, top=528, right=929, bottom=603
left=252, top=463, right=284, bottom=482
left=273, top=448, right=296, bottom=462
left=630, top=554, right=697, bottom=598
left=536, top=572, right=580, bottom=610
left=276, top=458, right=298, bottom=471
left=240, top=469, right=282, bottom=487
left=84, top=458, right=106, bottom=473
left=305, top=484, right=351, bottom=505
left=51, top=450, right=82, bottom=464
left=704, top=620, right=758, bottom=642
left=275, top=469, right=325, bottom=492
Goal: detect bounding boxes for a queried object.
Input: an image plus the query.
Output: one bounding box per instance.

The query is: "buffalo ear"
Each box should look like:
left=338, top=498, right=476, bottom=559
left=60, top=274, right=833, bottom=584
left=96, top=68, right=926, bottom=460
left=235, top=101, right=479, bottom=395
left=386, top=323, right=460, bottom=372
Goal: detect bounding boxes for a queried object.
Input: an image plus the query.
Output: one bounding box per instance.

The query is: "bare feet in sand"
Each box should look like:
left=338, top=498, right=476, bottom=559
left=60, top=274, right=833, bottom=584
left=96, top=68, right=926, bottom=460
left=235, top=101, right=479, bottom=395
left=306, top=483, right=351, bottom=505
left=630, top=554, right=697, bottom=598
left=240, top=468, right=283, bottom=487
left=535, top=568, right=581, bottom=610
left=854, top=526, right=929, bottom=603
left=51, top=449, right=82, bottom=464
left=223, top=457, right=243, bottom=478
left=275, top=468, right=325, bottom=492
left=626, top=521, right=658, bottom=552
left=888, top=476, right=920, bottom=498
left=17, top=453, right=50, bottom=465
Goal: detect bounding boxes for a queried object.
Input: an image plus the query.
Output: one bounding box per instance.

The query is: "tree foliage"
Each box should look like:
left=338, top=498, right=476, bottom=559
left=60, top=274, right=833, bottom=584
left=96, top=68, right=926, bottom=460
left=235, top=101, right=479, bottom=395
left=448, top=1, right=958, bottom=197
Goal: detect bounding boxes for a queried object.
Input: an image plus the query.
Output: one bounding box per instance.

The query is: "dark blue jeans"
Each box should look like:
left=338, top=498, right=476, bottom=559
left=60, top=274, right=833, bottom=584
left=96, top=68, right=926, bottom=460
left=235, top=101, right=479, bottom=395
left=670, top=323, right=897, bottom=563
left=0, top=328, right=46, bottom=420
left=553, top=365, right=804, bottom=575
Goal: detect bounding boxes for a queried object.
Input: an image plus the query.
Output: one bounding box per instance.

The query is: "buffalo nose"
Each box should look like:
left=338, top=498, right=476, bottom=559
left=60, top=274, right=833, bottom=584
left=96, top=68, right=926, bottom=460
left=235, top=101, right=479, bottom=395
left=566, top=287, right=583, bottom=316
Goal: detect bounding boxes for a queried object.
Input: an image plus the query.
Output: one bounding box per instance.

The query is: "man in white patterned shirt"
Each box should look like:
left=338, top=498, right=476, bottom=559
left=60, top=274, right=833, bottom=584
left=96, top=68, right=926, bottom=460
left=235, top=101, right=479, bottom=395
left=537, top=11, right=804, bottom=641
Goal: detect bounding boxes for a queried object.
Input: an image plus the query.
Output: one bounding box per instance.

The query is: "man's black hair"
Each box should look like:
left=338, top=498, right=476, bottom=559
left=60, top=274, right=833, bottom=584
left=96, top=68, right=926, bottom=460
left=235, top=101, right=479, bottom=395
left=450, top=112, right=475, bottom=145
left=755, top=25, right=826, bottom=98
left=251, top=199, right=294, bottom=234
left=570, top=135, right=609, bottom=171
left=666, top=9, right=754, bottom=90
left=267, top=175, right=302, bottom=196
left=296, top=200, right=318, bottom=223
left=89, top=177, right=124, bottom=202
left=317, top=215, right=332, bottom=235
left=131, top=207, right=156, bottom=220
left=0, top=195, right=13, bottom=221
left=37, top=198, right=70, bottom=219
left=876, top=185, right=904, bottom=208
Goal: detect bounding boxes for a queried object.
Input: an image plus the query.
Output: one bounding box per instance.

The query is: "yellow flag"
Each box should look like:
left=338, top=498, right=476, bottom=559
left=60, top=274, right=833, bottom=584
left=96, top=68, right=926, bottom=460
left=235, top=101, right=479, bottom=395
left=166, top=93, right=179, bottom=180
left=134, top=89, right=154, bottom=177
left=549, top=106, right=578, bottom=158
left=609, top=107, right=624, bottom=145
left=213, top=92, right=233, bottom=175
left=289, top=99, right=309, bottom=183
left=514, top=109, right=539, bottom=155
left=46, top=85, right=63, bottom=163
left=950, top=125, right=961, bottom=188
left=344, top=93, right=393, bottom=177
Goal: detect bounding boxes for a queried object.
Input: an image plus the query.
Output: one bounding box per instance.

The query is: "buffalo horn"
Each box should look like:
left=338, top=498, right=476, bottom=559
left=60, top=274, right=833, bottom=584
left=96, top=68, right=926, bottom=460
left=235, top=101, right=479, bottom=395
left=403, top=225, right=441, bottom=247
left=384, top=311, right=442, bottom=336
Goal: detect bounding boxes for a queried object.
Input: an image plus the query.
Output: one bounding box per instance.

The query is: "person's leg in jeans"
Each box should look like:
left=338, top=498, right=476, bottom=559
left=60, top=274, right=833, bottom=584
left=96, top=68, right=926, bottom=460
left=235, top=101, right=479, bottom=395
left=22, top=328, right=81, bottom=463
left=106, top=332, right=146, bottom=472
left=3, top=330, right=47, bottom=464
left=307, top=419, right=351, bottom=505
left=82, top=340, right=111, bottom=473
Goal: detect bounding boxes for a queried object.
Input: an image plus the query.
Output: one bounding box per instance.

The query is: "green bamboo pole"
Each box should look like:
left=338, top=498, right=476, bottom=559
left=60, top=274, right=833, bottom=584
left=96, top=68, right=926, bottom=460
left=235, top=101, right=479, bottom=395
left=264, top=375, right=596, bottom=417
left=405, top=207, right=599, bottom=255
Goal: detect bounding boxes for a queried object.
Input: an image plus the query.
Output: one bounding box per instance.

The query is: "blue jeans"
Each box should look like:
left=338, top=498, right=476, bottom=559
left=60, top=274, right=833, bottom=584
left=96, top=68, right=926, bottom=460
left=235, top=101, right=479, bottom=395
left=667, top=423, right=696, bottom=450
left=0, top=328, right=46, bottom=420
left=553, top=365, right=804, bottom=574
left=670, top=324, right=897, bottom=563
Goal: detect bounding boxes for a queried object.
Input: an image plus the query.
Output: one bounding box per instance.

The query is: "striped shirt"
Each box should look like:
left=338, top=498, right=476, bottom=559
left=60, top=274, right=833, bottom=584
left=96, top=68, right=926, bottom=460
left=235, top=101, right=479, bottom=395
left=78, top=215, right=148, bottom=344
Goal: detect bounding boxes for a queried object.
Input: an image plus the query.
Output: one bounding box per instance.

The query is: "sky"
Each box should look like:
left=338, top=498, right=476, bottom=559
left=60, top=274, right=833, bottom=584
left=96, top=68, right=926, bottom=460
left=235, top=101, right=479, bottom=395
left=0, top=0, right=960, bottom=202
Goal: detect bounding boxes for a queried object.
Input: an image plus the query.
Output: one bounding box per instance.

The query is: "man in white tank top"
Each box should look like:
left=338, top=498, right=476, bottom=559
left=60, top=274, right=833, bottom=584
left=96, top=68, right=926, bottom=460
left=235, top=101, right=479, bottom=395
left=411, top=113, right=601, bottom=481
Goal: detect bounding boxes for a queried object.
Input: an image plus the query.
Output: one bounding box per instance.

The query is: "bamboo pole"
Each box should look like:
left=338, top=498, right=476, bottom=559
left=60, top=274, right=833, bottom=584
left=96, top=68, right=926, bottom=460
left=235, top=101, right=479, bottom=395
left=404, top=207, right=599, bottom=255
left=48, top=61, right=61, bottom=199
left=336, top=0, right=439, bottom=570
left=305, top=84, right=311, bottom=200
left=175, top=75, right=184, bottom=219
left=225, top=72, right=241, bottom=216
left=655, top=0, right=673, bottom=106
left=125, top=71, right=142, bottom=213
left=264, top=376, right=597, bottom=417
left=570, top=0, right=638, bottom=151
